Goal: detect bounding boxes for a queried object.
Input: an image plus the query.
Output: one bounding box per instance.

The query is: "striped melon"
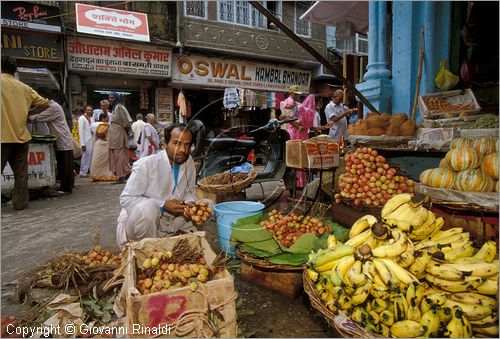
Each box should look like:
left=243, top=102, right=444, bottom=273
left=419, top=168, right=456, bottom=189
left=439, top=157, right=451, bottom=169
left=481, top=152, right=499, bottom=180
left=445, top=148, right=481, bottom=171
left=472, top=137, right=498, bottom=156
left=450, top=138, right=474, bottom=149
left=455, top=169, right=494, bottom=192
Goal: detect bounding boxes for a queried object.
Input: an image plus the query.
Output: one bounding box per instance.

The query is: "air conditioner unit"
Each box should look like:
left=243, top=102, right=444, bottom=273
left=69, top=75, right=81, bottom=94
left=312, top=64, right=336, bottom=80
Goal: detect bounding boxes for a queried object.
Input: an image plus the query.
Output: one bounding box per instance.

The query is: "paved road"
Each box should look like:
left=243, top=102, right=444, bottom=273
left=1, top=177, right=335, bottom=337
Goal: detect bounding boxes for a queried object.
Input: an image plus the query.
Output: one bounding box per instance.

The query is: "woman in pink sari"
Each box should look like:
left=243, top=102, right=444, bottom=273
left=288, top=94, right=316, bottom=188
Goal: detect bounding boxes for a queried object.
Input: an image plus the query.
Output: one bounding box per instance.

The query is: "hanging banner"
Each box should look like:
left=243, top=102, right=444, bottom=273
left=75, top=3, right=150, bottom=42
left=1, top=1, right=61, bottom=33
left=171, top=54, right=311, bottom=93
left=67, top=37, right=171, bottom=78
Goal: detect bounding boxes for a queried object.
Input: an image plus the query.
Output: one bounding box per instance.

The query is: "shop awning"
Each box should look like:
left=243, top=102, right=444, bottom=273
left=300, top=1, right=369, bottom=35
left=17, top=68, right=60, bottom=90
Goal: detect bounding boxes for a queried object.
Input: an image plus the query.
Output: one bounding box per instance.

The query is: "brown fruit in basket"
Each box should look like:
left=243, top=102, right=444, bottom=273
left=366, top=112, right=380, bottom=118
left=366, top=115, right=388, bottom=129
left=381, top=113, right=391, bottom=121
left=400, top=119, right=416, bottom=136
left=389, top=113, right=408, bottom=128
left=386, top=123, right=401, bottom=136
left=357, top=120, right=369, bottom=134
left=348, top=124, right=356, bottom=135
left=367, top=127, right=385, bottom=136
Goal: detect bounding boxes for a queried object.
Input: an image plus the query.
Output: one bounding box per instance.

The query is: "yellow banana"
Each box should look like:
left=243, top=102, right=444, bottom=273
left=414, top=281, right=430, bottom=306
left=437, top=244, right=475, bottom=261
left=326, top=234, right=338, bottom=248
left=473, top=324, right=499, bottom=337
left=350, top=306, right=369, bottom=324
left=333, top=254, right=355, bottom=285
left=345, top=228, right=373, bottom=248
left=406, top=297, right=422, bottom=322
left=368, top=309, right=380, bottom=325
left=410, top=205, right=431, bottom=228
left=380, top=309, right=395, bottom=326
left=314, top=256, right=344, bottom=272
left=453, top=240, right=497, bottom=264
left=415, top=232, right=470, bottom=251
left=312, top=244, right=355, bottom=267
left=329, top=270, right=343, bottom=287
left=370, top=285, right=391, bottom=300
left=362, top=259, right=376, bottom=282
left=425, top=273, right=485, bottom=293
left=390, top=320, right=427, bottom=338
left=372, top=228, right=408, bottom=258
left=411, top=208, right=435, bottom=231
left=347, top=260, right=366, bottom=287
left=425, top=292, right=449, bottom=306
left=397, top=238, right=415, bottom=268
left=472, top=278, right=499, bottom=295
left=444, top=299, right=493, bottom=321
left=438, top=306, right=453, bottom=323
left=426, top=262, right=467, bottom=281
left=371, top=298, right=389, bottom=313
left=385, top=217, right=412, bottom=231
left=420, top=297, right=434, bottom=314
left=393, top=291, right=408, bottom=322
left=470, top=312, right=498, bottom=326
left=378, top=257, right=419, bottom=286
left=336, top=295, right=352, bottom=311
left=409, top=216, right=445, bottom=241
left=373, top=257, right=399, bottom=288
left=446, top=307, right=473, bottom=338
left=405, top=282, right=416, bottom=305
left=352, top=281, right=372, bottom=305
left=331, top=286, right=345, bottom=299
left=409, top=251, right=432, bottom=279
left=442, top=261, right=499, bottom=278
left=379, top=323, right=390, bottom=337
left=360, top=235, right=378, bottom=250
left=423, top=227, right=463, bottom=242
left=349, top=215, right=378, bottom=238
left=421, top=307, right=441, bottom=337
left=381, top=193, right=412, bottom=219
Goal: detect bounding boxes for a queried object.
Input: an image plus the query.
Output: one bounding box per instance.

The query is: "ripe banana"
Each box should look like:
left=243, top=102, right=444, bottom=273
left=415, top=232, right=470, bottom=251
left=373, top=257, right=399, bottom=287
left=425, top=292, right=449, bottom=306
left=368, top=310, right=380, bottom=325
left=409, top=251, right=432, bottom=279
left=352, top=281, right=372, bottom=305
left=473, top=324, right=499, bottom=337
left=438, top=306, right=453, bottom=323
left=409, top=216, right=445, bottom=241
left=381, top=193, right=412, bottom=219
left=453, top=240, right=497, bottom=264
left=420, top=297, right=434, bottom=314
left=336, top=295, right=352, bottom=311
left=350, top=306, right=369, bottom=324
left=445, top=307, right=472, bottom=338
left=380, top=309, right=395, bottom=326
left=393, top=292, right=408, bottom=322
left=362, top=259, right=376, bottom=282
left=379, top=323, right=390, bottom=337
left=421, top=307, right=441, bottom=337
left=385, top=217, right=412, bottom=231
left=347, top=260, right=366, bottom=287
left=414, top=281, right=430, bottom=306
left=444, top=299, right=493, bottom=321
left=312, top=244, right=354, bottom=267
left=442, top=261, right=499, bottom=278
left=377, top=257, right=419, bottom=286
left=345, top=229, right=373, bottom=248
left=370, top=285, right=391, bottom=300
left=411, top=209, right=436, bottom=232
left=390, top=320, right=427, bottom=338
left=426, top=262, right=468, bottom=281
left=472, top=278, right=499, bottom=295
left=405, top=282, right=417, bottom=305
left=326, top=234, right=338, bottom=248
left=372, top=228, right=408, bottom=258
left=425, top=273, right=485, bottom=293
left=406, top=297, right=422, bottom=322
left=331, top=286, right=345, bottom=299
left=424, top=227, right=463, bottom=242
left=333, top=254, right=355, bottom=286
left=439, top=244, right=475, bottom=261
left=349, top=215, right=378, bottom=238
left=397, top=238, right=415, bottom=268
left=371, top=298, right=389, bottom=313
left=470, top=312, right=498, bottom=326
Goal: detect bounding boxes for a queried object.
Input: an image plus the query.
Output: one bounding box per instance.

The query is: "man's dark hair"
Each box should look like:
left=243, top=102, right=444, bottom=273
left=98, top=112, right=108, bottom=122
left=164, top=123, right=192, bottom=144
left=1, top=56, right=17, bottom=75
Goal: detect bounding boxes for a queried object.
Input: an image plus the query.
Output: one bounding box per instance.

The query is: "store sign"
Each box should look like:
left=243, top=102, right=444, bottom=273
left=171, top=55, right=311, bottom=92
left=75, top=3, right=149, bottom=42
left=1, top=1, right=61, bottom=32
left=67, top=37, right=171, bottom=78
left=1, top=30, right=63, bottom=62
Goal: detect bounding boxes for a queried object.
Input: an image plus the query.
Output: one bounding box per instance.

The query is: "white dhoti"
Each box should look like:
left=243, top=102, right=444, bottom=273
left=79, top=140, right=93, bottom=176
left=116, top=198, right=197, bottom=248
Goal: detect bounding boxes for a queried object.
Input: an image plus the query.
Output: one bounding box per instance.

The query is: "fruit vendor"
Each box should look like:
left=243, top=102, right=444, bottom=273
left=116, top=123, right=212, bottom=248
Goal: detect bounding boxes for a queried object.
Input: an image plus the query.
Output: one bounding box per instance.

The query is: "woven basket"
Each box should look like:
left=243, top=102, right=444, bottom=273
left=236, top=244, right=304, bottom=272
left=303, top=271, right=382, bottom=338
left=198, top=169, right=257, bottom=194
left=340, top=197, right=383, bottom=218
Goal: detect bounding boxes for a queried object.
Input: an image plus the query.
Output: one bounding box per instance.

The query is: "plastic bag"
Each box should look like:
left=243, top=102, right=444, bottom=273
left=435, top=59, right=459, bottom=90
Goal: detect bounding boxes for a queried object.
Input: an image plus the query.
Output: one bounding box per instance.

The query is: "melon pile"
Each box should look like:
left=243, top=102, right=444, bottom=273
left=420, top=137, right=499, bottom=192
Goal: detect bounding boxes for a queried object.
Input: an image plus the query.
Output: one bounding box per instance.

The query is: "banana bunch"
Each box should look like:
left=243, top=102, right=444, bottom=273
left=305, top=193, right=499, bottom=338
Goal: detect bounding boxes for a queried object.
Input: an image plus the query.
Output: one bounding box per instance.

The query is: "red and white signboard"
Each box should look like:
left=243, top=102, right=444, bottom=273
left=75, top=3, right=149, bottom=42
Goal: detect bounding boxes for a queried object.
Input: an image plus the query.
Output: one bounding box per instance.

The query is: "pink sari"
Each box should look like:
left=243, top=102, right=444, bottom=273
left=287, top=94, right=316, bottom=188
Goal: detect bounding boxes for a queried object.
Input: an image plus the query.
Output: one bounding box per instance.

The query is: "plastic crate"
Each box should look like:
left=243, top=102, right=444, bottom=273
left=418, top=89, right=481, bottom=119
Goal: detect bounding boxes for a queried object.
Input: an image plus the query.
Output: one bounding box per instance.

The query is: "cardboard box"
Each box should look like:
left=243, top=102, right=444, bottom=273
left=418, top=89, right=480, bottom=119
left=286, top=137, right=339, bottom=170
left=122, top=234, right=237, bottom=338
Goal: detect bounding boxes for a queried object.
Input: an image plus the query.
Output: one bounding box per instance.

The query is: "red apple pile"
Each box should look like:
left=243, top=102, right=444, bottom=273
left=334, top=147, right=416, bottom=207
left=260, top=211, right=333, bottom=248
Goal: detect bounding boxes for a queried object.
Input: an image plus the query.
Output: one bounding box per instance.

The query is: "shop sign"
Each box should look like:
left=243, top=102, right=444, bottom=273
left=1, top=143, right=56, bottom=190
left=156, top=88, right=174, bottom=123
left=171, top=55, right=311, bottom=93
left=1, top=30, right=63, bottom=62
left=67, top=37, right=171, bottom=78
left=75, top=3, right=149, bottom=42
left=1, top=1, right=61, bottom=33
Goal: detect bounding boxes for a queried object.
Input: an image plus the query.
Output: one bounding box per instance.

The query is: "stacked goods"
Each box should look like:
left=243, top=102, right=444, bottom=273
left=348, top=113, right=417, bottom=137
left=462, top=114, right=499, bottom=129
left=231, top=212, right=349, bottom=267
left=334, top=147, right=417, bottom=207
left=305, top=193, right=499, bottom=338
left=424, top=97, right=475, bottom=114
left=200, top=171, right=250, bottom=185
left=185, top=200, right=212, bottom=226
left=420, top=137, right=498, bottom=192
left=135, top=238, right=225, bottom=295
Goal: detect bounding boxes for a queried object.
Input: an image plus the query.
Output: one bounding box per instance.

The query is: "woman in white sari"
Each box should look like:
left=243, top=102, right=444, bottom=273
left=90, top=113, right=118, bottom=181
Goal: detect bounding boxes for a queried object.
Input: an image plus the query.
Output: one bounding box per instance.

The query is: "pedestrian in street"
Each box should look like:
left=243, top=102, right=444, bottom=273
left=139, top=113, right=160, bottom=158
left=131, top=113, right=146, bottom=157
left=78, top=105, right=93, bottom=177
left=279, top=85, right=302, bottom=120
left=91, top=99, right=110, bottom=123
left=1, top=56, right=49, bottom=210
left=325, top=90, right=357, bottom=142
left=107, top=91, right=132, bottom=184
left=311, top=95, right=329, bottom=136
left=90, top=113, right=118, bottom=182
left=116, top=123, right=212, bottom=248
left=29, top=88, right=75, bottom=194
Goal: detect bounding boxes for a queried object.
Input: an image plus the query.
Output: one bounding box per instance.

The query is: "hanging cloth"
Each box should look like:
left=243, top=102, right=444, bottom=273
left=224, top=88, right=240, bottom=109
left=177, top=91, right=187, bottom=117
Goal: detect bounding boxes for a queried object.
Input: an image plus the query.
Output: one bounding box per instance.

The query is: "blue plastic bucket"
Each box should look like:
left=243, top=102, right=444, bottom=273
left=214, top=201, right=265, bottom=256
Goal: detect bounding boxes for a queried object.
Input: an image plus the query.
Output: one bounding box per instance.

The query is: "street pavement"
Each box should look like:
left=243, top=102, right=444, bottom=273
left=1, top=176, right=334, bottom=337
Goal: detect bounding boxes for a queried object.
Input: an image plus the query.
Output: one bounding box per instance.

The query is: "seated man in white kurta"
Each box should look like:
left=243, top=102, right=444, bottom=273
left=116, top=123, right=210, bottom=248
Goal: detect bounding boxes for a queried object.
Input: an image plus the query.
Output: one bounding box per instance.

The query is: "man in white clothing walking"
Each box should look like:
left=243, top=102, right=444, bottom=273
left=116, top=123, right=212, bottom=248
left=139, top=114, right=160, bottom=158
left=131, top=113, right=146, bottom=156
left=324, top=90, right=356, bottom=142
left=78, top=105, right=93, bottom=177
